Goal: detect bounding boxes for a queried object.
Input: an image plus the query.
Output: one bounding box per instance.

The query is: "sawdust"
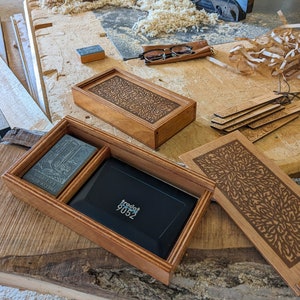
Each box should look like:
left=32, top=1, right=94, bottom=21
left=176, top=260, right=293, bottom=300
left=39, top=0, right=218, bottom=37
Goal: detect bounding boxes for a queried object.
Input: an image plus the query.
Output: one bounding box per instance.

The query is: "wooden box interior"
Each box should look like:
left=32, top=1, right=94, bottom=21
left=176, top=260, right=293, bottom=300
left=2, top=116, right=215, bottom=285
left=72, top=68, right=196, bottom=149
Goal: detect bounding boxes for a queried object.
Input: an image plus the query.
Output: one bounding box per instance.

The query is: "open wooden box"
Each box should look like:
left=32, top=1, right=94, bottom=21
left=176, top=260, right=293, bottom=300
left=72, top=68, right=196, bottom=149
left=2, top=116, right=215, bottom=285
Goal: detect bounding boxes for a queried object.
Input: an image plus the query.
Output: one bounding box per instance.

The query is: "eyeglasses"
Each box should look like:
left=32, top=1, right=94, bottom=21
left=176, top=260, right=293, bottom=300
left=140, top=45, right=194, bottom=63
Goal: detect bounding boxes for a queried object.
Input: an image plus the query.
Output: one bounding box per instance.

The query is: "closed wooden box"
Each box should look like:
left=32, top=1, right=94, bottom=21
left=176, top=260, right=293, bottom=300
left=2, top=116, right=215, bottom=285
left=72, top=68, right=196, bottom=149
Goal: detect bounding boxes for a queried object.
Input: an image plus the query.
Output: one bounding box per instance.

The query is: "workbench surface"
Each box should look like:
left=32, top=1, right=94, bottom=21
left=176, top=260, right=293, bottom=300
left=0, top=1, right=299, bottom=298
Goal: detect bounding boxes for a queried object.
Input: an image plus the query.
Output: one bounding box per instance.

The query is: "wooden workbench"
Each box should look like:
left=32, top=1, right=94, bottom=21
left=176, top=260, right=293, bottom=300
left=0, top=1, right=299, bottom=298
left=27, top=2, right=300, bottom=176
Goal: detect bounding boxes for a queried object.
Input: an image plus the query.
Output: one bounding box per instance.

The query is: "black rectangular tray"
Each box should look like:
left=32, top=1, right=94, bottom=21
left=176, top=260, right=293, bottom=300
left=68, top=157, right=197, bottom=259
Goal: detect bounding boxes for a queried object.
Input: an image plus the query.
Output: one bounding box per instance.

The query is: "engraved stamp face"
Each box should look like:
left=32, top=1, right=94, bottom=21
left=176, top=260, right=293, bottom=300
left=193, top=140, right=300, bottom=268
left=22, top=135, right=97, bottom=196
left=88, top=75, right=180, bottom=124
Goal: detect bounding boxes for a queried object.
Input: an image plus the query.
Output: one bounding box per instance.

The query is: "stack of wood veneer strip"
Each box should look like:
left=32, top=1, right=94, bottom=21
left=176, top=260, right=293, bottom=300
left=210, top=92, right=300, bottom=142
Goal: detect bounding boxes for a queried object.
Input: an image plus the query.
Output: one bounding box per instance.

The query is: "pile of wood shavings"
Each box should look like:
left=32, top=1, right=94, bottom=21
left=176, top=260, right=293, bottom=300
left=40, top=0, right=136, bottom=14
left=132, top=0, right=218, bottom=37
left=228, top=11, right=300, bottom=80
left=40, top=0, right=218, bottom=37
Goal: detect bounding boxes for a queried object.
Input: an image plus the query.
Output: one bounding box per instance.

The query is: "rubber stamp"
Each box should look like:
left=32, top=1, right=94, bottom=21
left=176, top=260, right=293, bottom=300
left=23, top=134, right=97, bottom=196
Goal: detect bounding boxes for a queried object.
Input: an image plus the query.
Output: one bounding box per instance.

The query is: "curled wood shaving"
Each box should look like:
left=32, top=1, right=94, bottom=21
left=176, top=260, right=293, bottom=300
left=206, top=11, right=300, bottom=81
left=228, top=11, right=300, bottom=80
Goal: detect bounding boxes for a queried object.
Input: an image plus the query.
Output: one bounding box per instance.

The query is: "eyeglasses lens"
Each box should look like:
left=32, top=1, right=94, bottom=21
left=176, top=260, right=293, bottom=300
left=171, top=45, right=192, bottom=55
left=143, top=50, right=165, bottom=62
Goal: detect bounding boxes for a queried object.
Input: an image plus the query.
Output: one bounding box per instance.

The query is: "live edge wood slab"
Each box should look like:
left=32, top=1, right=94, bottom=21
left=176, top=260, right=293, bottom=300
left=72, top=68, right=196, bottom=149
left=179, top=130, right=300, bottom=296
left=2, top=116, right=215, bottom=285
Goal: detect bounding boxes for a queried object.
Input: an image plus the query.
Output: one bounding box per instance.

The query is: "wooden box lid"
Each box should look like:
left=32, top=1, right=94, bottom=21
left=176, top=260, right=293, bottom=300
left=2, top=116, right=215, bottom=285
left=179, top=131, right=300, bottom=296
left=72, top=68, right=196, bottom=149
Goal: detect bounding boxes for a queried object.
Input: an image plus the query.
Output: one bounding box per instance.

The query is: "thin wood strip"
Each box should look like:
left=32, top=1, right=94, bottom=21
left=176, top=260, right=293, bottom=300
left=0, top=18, right=8, bottom=64
left=0, top=109, right=10, bottom=137
left=223, top=106, right=284, bottom=132
left=241, top=113, right=300, bottom=142
left=248, top=101, right=300, bottom=128
left=11, top=13, right=39, bottom=104
left=213, top=92, right=282, bottom=118
left=211, top=103, right=266, bottom=125
left=23, top=0, right=51, bottom=119
left=0, top=57, right=52, bottom=131
left=57, top=146, right=111, bottom=203
left=1, top=20, right=28, bottom=89
left=211, top=103, right=282, bottom=130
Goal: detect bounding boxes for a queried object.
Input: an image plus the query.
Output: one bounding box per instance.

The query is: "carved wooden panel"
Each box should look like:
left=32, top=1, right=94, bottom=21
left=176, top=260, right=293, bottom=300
left=179, top=131, right=300, bottom=296
left=193, top=139, right=299, bottom=268
left=88, top=76, right=180, bottom=124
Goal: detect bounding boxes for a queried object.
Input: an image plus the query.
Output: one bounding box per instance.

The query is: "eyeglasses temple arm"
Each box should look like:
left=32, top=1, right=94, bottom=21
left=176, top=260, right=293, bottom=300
left=122, top=54, right=145, bottom=61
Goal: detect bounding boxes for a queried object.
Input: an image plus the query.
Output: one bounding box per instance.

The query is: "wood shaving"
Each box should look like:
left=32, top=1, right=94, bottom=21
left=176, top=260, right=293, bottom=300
left=228, top=11, right=300, bottom=80
left=39, top=0, right=218, bottom=37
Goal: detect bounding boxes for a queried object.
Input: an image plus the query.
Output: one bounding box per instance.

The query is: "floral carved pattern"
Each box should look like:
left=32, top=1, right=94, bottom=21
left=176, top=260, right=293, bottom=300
left=88, top=76, right=180, bottom=124
left=193, top=140, right=300, bottom=268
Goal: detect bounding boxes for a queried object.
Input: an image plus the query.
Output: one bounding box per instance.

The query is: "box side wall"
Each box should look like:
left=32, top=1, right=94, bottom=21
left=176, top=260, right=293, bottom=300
left=66, top=116, right=215, bottom=195
left=168, top=190, right=212, bottom=265
left=72, top=88, right=157, bottom=149
left=156, top=103, right=196, bottom=147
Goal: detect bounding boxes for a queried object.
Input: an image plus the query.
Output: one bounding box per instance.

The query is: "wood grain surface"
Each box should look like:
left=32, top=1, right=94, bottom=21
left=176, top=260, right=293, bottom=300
left=0, top=1, right=299, bottom=297
left=0, top=57, right=52, bottom=131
